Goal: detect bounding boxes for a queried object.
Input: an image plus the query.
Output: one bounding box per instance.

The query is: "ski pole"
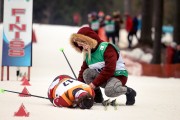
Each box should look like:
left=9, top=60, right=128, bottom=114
left=59, top=48, right=77, bottom=79
left=0, top=88, right=49, bottom=100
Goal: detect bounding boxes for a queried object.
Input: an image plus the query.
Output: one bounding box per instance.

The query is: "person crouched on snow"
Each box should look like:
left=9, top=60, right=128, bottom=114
left=48, top=75, right=95, bottom=109
left=69, top=27, right=136, bottom=105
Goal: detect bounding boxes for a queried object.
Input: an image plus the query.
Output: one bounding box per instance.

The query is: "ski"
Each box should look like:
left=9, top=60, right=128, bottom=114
left=102, top=99, right=110, bottom=111
left=102, top=99, right=118, bottom=110
left=110, top=99, right=118, bottom=110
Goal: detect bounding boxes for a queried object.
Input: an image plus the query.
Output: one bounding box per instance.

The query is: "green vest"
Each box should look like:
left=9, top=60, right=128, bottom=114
left=105, top=20, right=115, bottom=33
left=85, top=42, right=128, bottom=77
left=91, top=20, right=100, bottom=31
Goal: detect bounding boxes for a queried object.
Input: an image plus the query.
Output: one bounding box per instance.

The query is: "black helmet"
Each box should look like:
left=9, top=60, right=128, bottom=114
left=78, top=93, right=94, bottom=109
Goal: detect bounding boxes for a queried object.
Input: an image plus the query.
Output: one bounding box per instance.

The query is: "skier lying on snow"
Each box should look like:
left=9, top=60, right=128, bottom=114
left=48, top=75, right=95, bottom=109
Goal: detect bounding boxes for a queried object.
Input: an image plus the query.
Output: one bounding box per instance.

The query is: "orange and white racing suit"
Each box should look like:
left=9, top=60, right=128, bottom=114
left=48, top=76, right=95, bottom=107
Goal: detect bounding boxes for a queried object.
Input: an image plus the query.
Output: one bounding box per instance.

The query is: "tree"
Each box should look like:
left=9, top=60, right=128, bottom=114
left=0, top=0, right=3, bottom=22
left=33, top=0, right=49, bottom=23
left=139, top=0, right=153, bottom=48
left=173, top=0, right=180, bottom=45
left=124, top=0, right=132, bottom=15
left=151, top=0, right=164, bottom=64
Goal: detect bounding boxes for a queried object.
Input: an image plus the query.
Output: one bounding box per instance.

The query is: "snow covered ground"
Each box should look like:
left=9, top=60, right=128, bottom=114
left=0, top=24, right=180, bottom=120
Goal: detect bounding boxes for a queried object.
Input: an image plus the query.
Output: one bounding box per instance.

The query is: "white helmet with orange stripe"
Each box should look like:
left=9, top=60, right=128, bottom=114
left=47, top=75, right=73, bottom=103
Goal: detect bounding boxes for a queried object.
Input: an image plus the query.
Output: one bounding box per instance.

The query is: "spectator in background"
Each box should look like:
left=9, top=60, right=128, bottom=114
left=87, top=13, right=92, bottom=25
left=112, top=11, right=123, bottom=45
left=173, top=44, right=180, bottom=64
left=137, top=14, right=142, bottom=30
left=125, top=13, right=133, bottom=48
left=89, top=12, right=100, bottom=34
left=125, top=14, right=139, bottom=48
left=104, top=15, right=115, bottom=44
left=165, top=42, right=176, bottom=64
left=98, top=11, right=105, bottom=28
left=73, top=12, right=81, bottom=26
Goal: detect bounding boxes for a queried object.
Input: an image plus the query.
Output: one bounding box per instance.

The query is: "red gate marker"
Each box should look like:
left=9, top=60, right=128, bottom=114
left=19, top=87, right=30, bottom=97
left=14, top=103, right=29, bottom=117
left=21, top=79, right=31, bottom=86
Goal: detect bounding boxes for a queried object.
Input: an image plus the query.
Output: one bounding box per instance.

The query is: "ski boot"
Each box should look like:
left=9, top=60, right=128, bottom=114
left=94, top=88, right=104, bottom=103
left=126, top=87, right=136, bottom=105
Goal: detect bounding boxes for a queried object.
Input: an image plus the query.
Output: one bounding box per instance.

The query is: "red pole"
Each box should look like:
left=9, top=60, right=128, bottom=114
left=28, top=67, right=30, bottom=81
left=7, top=66, right=9, bottom=80
left=1, top=66, right=4, bottom=81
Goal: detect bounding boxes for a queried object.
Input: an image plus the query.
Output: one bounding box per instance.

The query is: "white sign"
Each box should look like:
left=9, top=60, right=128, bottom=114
left=2, top=0, right=33, bottom=66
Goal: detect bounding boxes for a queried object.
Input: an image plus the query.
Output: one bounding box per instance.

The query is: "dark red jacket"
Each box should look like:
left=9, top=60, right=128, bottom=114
left=74, top=27, right=127, bottom=87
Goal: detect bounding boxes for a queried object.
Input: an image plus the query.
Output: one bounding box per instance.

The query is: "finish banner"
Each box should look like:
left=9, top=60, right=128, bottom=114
left=2, top=0, right=33, bottom=66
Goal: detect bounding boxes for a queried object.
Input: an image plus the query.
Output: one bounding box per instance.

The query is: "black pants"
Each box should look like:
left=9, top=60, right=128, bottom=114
left=127, top=31, right=138, bottom=48
left=106, top=32, right=115, bottom=44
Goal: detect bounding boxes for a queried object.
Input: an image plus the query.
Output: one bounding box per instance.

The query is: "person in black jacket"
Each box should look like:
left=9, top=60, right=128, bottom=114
left=112, top=11, right=123, bottom=46
left=173, top=44, right=180, bottom=63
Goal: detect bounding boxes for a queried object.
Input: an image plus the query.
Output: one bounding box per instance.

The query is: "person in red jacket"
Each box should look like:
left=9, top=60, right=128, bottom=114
left=125, top=14, right=133, bottom=34
left=69, top=27, right=136, bottom=105
left=125, top=14, right=139, bottom=48
left=48, top=75, right=95, bottom=109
